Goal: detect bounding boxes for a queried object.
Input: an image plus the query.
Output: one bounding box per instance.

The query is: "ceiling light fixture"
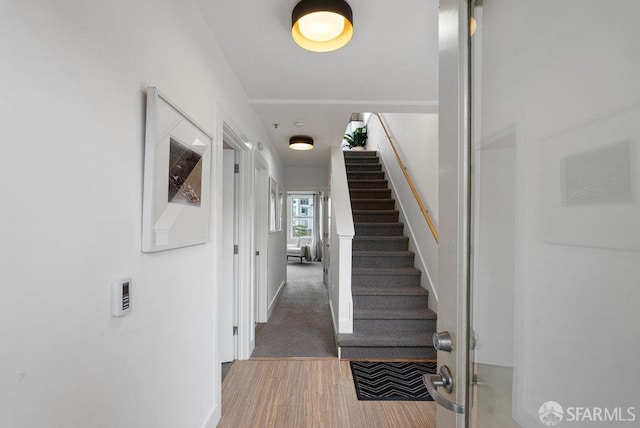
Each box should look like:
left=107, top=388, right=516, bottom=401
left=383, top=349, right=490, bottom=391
left=291, top=0, right=353, bottom=52
left=289, top=135, right=314, bottom=151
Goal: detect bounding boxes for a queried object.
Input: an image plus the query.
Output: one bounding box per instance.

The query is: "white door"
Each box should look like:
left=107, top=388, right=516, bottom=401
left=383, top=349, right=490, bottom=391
left=219, top=149, right=236, bottom=363
left=433, top=1, right=640, bottom=427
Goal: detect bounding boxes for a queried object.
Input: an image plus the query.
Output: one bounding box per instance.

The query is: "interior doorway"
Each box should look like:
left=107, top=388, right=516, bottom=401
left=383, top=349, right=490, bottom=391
left=286, top=191, right=324, bottom=263
left=217, top=116, right=261, bottom=377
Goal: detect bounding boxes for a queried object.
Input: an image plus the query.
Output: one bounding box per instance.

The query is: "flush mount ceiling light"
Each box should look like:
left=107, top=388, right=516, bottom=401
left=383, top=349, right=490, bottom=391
left=291, top=0, right=353, bottom=52
left=289, top=135, right=314, bottom=151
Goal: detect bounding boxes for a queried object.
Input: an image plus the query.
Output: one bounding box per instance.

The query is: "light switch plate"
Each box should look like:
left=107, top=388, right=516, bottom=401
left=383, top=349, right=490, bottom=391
left=112, top=278, right=131, bottom=317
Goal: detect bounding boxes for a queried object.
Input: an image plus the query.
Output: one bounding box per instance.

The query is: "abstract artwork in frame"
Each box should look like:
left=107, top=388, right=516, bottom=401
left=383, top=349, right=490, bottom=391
left=269, top=177, right=278, bottom=232
left=142, top=87, right=213, bottom=252
left=542, top=104, right=640, bottom=251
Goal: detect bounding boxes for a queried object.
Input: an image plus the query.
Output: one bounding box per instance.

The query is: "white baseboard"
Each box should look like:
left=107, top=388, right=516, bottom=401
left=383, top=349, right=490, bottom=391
left=202, top=405, right=220, bottom=428
left=267, top=280, right=286, bottom=319
left=328, top=296, right=339, bottom=334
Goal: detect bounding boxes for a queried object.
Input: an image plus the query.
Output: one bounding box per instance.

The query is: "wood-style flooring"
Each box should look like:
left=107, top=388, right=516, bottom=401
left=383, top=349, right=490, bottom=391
left=218, top=359, right=437, bottom=428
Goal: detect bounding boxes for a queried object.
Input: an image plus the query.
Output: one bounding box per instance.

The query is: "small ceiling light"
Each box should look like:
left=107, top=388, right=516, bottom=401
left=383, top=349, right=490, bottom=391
left=470, top=17, right=477, bottom=36
left=289, top=135, right=314, bottom=151
left=291, top=0, right=353, bottom=52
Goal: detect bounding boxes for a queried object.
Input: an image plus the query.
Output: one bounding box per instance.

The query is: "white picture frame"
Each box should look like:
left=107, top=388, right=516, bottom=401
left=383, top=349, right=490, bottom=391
left=269, top=177, right=278, bottom=232
left=142, top=87, right=213, bottom=252
left=542, top=105, right=640, bottom=251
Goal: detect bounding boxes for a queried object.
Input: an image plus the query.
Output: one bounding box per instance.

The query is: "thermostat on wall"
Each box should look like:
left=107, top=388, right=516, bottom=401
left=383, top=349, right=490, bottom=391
left=112, top=278, right=131, bottom=317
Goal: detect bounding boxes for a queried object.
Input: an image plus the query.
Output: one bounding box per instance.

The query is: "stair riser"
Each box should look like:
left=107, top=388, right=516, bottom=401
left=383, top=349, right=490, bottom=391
left=350, top=190, right=392, bottom=199
left=343, top=157, right=379, bottom=164
left=354, top=294, right=429, bottom=309
left=350, top=200, right=395, bottom=210
left=352, top=239, right=408, bottom=251
left=344, top=151, right=378, bottom=157
left=352, top=274, right=421, bottom=288
left=347, top=172, right=385, bottom=180
left=346, top=164, right=382, bottom=172
left=352, top=254, right=414, bottom=268
left=348, top=180, right=388, bottom=189
left=353, top=319, right=437, bottom=334
left=354, top=224, right=403, bottom=236
left=340, top=347, right=436, bottom=359
left=353, top=212, right=399, bottom=223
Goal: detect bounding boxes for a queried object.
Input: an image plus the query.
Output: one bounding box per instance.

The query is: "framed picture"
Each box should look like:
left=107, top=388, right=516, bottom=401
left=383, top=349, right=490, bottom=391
left=142, top=87, right=213, bottom=252
left=278, top=184, right=284, bottom=232
left=542, top=105, right=640, bottom=251
left=269, top=177, right=278, bottom=232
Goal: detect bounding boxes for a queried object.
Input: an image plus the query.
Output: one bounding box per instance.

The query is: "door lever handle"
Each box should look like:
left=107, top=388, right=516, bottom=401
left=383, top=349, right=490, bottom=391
left=423, top=366, right=465, bottom=414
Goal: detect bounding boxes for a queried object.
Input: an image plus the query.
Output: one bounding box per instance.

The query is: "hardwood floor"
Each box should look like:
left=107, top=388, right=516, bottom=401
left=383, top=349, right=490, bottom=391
left=218, top=359, right=437, bottom=428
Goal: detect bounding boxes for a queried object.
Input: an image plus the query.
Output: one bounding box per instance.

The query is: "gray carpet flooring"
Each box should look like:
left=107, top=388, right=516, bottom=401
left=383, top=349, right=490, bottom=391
left=251, top=261, right=337, bottom=358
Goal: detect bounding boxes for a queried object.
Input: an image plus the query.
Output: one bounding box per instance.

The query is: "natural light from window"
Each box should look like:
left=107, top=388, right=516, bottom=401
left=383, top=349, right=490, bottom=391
left=290, top=195, right=314, bottom=238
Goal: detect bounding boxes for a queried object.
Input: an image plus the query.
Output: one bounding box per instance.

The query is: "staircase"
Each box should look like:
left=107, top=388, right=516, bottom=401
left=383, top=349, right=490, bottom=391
left=337, top=150, right=437, bottom=359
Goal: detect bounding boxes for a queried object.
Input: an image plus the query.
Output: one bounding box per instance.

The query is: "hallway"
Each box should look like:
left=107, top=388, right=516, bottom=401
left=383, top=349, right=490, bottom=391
left=218, top=359, right=437, bottom=427
left=252, top=262, right=337, bottom=358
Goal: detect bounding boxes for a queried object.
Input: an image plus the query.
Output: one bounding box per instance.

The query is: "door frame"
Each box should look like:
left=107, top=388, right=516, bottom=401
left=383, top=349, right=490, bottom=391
left=215, top=105, right=255, bottom=360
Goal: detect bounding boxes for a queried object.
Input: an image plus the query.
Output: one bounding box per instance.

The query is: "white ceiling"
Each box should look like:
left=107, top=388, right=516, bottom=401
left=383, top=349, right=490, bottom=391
left=196, top=0, right=439, bottom=166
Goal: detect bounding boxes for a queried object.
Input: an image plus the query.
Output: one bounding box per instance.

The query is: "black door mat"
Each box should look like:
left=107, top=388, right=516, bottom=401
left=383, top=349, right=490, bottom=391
left=350, top=361, right=437, bottom=401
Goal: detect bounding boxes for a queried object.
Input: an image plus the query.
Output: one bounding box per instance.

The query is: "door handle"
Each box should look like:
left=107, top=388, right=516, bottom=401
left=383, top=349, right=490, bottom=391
left=433, top=331, right=453, bottom=352
left=423, top=365, right=465, bottom=414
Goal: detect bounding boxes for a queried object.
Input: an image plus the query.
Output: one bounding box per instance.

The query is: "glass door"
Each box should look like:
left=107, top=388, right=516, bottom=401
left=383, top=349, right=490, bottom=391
left=468, top=1, right=640, bottom=426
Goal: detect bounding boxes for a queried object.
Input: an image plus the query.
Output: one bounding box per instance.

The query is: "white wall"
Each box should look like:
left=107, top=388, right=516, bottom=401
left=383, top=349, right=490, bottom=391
left=369, top=114, right=439, bottom=224
left=0, top=1, right=284, bottom=427
left=284, top=166, right=329, bottom=192
left=367, top=114, right=439, bottom=310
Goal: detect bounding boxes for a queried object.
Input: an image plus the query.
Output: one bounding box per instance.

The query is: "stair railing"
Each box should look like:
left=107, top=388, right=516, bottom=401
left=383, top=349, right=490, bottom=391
left=374, top=113, right=439, bottom=243
left=328, top=147, right=354, bottom=334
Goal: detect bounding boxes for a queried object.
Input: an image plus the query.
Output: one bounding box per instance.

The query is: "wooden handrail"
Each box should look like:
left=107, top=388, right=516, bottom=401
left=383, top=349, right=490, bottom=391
left=374, top=113, right=439, bottom=243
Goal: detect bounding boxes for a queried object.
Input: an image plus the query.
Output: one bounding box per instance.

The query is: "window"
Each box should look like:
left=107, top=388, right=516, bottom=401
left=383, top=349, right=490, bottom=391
left=289, top=195, right=314, bottom=237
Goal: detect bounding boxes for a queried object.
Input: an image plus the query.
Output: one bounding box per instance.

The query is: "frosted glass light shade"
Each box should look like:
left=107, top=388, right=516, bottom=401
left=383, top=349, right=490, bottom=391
left=292, top=0, right=353, bottom=52
left=289, top=136, right=314, bottom=150
left=298, top=12, right=345, bottom=42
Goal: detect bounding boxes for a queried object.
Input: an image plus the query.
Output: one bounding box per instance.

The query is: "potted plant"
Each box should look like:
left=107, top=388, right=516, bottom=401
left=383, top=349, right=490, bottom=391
left=343, top=126, right=368, bottom=151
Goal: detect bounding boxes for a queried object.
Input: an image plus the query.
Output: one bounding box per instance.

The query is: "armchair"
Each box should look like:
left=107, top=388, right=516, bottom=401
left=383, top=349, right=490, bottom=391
left=287, top=237, right=313, bottom=262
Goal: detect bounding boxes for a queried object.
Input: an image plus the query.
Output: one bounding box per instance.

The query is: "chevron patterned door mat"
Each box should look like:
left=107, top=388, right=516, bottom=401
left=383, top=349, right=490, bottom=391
left=350, top=361, right=437, bottom=401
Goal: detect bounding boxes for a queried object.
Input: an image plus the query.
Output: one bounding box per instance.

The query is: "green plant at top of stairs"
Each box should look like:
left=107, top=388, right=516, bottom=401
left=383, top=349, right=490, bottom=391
left=343, top=126, right=368, bottom=149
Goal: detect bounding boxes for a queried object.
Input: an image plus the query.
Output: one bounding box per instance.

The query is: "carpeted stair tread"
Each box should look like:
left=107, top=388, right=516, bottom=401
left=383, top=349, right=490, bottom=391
left=353, top=210, right=400, bottom=223
left=348, top=179, right=389, bottom=189
left=352, top=286, right=428, bottom=296
left=352, top=267, right=420, bottom=276
left=349, top=189, right=392, bottom=199
left=337, top=331, right=433, bottom=347
left=354, top=308, right=437, bottom=320
left=343, top=157, right=380, bottom=164
left=354, top=236, right=408, bottom=241
left=354, top=222, right=404, bottom=227
left=350, top=198, right=395, bottom=204
left=345, top=163, right=382, bottom=171
left=353, top=209, right=400, bottom=215
left=344, top=150, right=378, bottom=156
left=354, top=222, right=404, bottom=236
left=350, top=199, right=396, bottom=211
left=347, top=171, right=384, bottom=180
left=353, top=250, right=414, bottom=257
